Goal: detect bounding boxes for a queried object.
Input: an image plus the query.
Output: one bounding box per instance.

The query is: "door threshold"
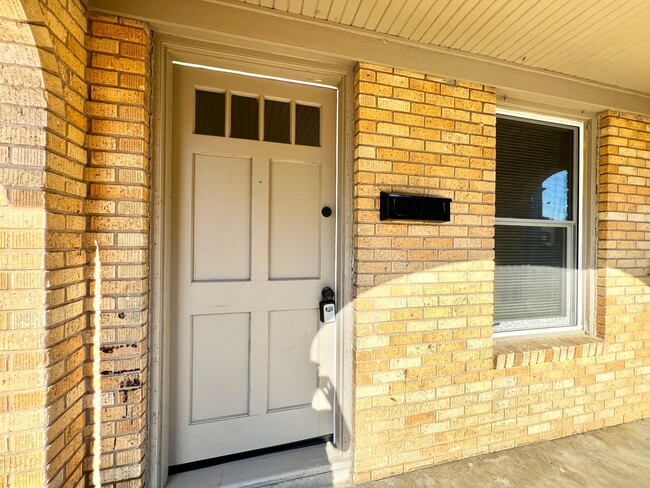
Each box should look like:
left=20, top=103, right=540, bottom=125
left=165, top=441, right=351, bottom=488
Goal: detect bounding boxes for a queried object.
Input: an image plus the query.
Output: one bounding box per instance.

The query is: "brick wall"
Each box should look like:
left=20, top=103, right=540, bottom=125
left=0, top=2, right=151, bottom=487
left=2, top=6, right=650, bottom=487
left=0, top=0, right=89, bottom=485
left=352, top=63, right=650, bottom=483
left=0, top=1, right=50, bottom=485
left=85, top=12, right=152, bottom=486
left=597, top=111, right=650, bottom=405
left=40, top=0, right=90, bottom=485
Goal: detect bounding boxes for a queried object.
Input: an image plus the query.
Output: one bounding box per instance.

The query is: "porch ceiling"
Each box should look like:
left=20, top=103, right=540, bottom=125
left=230, top=0, right=650, bottom=95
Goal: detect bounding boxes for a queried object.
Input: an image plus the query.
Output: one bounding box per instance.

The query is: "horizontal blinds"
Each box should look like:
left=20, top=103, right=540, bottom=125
left=494, top=225, right=568, bottom=324
left=496, top=117, right=574, bottom=221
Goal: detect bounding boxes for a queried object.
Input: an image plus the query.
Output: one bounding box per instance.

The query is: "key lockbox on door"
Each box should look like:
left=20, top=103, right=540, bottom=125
left=319, top=287, right=336, bottom=323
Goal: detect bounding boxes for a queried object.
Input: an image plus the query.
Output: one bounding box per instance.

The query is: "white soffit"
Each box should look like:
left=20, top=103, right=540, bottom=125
left=230, top=0, right=650, bottom=96
left=89, top=0, right=650, bottom=113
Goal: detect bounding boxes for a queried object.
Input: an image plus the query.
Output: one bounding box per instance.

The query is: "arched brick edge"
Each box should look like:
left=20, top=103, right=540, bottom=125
left=0, top=1, right=50, bottom=486
left=0, top=0, right=89, bottom=485
left=36, top=0, right=90, bottom=485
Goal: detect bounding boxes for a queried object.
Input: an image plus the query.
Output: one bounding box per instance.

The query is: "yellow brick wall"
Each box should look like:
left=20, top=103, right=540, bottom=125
left=0, top=1, right=50, bottom=485
left=0, top=2, right=151, bottom=487
left=597, top=111, right=650, bottom=409
left=2, top=7, right=649, bottom=487
left=597, top=111, right=650, bottom=342
left=85, top=12, right=152, bottom=486
left=0, top=0, right=89, bottom=485
left=40, top=0, right=90, bottom=485
left=352, top=63, right=650, bottom=483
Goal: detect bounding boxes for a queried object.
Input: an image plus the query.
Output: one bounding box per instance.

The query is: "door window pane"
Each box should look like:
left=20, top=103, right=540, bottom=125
left=496, top=118, right=574, bottom=221
left=264, top=99, right=290, bottom=144
left=231, top=94, right=259, bottom=140
left=195, top=90, right=225, bottom=136
left=295, top=104, right=320, bottom=147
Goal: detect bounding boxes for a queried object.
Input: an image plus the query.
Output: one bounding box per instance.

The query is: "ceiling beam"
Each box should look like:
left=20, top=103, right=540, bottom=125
left=89, top=0, right=650, bottom=115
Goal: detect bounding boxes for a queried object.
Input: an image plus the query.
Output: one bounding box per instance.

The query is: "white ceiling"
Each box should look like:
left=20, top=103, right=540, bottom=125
left=231, top=0, right=650, bottom=95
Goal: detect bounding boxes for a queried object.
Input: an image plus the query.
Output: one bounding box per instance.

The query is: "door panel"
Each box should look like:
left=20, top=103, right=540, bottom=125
left=171, top=64, right=337, bottom=465
left=268, top=308, right=319, bottom=411
left=192, top=154, right=252, bottom=281
left=190, top=313, right=250, bottom=422
left=269, top=160, right=322, bottom=280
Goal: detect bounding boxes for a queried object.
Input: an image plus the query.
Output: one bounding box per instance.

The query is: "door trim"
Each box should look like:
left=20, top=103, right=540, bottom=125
left=149, top=34, right=354, bottom=488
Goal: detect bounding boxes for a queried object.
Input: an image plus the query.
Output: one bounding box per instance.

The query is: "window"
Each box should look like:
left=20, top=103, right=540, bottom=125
left=295, top=103, right=320, bottom=147
left=494, top=111, right=582, bottom=334
left=195, top=90, right=225, bottom=136
left=193, top=89, right=321, bottom=146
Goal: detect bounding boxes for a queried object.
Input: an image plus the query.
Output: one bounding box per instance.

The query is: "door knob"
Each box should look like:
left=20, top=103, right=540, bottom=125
left=320, top=287, right=336, bottom=323
left=321, top=287, right=334, bottom=300
left=321, top=206, right=332, bottom=217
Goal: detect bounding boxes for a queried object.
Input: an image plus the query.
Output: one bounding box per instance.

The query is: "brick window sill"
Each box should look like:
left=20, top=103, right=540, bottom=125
left=493, top=334, right=605, bottom=369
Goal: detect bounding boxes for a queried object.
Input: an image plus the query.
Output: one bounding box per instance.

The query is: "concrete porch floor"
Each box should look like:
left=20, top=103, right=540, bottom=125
left=269, top=419, right=650, bottom=488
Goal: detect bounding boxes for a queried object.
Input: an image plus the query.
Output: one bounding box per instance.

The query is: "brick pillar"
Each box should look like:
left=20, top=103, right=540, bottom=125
left=352, top=63, right=496, bottom=482
left=1, top=0, right=90, bottom=485
left=85, top=12, right=152, bottom=486
left=597, top=110, right=650, bottom=421
left=39, top=0, right=90, bottom=484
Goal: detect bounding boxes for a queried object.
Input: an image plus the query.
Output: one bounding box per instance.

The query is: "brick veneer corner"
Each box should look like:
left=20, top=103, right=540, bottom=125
left=85, top=12, right=152, bottom=486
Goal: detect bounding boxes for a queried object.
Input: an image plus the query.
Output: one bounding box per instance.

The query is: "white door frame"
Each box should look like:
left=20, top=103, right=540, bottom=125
left=149, top=34, right=355, bottom=488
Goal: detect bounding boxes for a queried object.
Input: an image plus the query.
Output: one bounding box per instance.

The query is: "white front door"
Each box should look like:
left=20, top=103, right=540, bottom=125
left=169, top=64, right=337, bottom=466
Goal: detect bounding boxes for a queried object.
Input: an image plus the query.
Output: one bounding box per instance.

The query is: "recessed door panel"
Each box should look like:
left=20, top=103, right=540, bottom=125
left=193, top=154, right=251, bottom=281
left=268, top=309, right=319, bottom=411
left=191, top=313, right=250, bottom=423
left=269, top=160, right=321, bottom=280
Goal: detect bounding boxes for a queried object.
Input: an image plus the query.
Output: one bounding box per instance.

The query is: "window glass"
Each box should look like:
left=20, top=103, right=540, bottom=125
left=295, top=104, right=320, bottom=147
left=195, top=90, right=225, bottom=136
left=231, top=94, right=259, bottom=140
left=494, top=225, right=569, bottom=326
left=496, top=118, right=573, bottom=221
left=264, top=99, right=290, bottom=144
left=494, top=114, right=578, bottom=333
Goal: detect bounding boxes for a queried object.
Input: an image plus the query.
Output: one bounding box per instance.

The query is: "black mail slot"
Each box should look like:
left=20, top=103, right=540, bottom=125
left=380, top=192, right=451, bottom=222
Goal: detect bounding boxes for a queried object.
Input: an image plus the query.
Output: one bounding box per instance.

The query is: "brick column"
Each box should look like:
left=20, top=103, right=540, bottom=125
left=0, top=0, right=89, bottom=485
left=39, top=0, right=90, bottom=484
left=597, top=110, right=650, bottom=421
left=86, top=12, right=152, bottom=486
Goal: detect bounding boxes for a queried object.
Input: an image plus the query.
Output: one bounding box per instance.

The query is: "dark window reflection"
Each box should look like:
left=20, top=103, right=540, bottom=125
left=296, top=104, right=320, bottom=147
left=231, top=95, right=259, bottom=140
left=496, top=117, right=574, bottom=220
left=264, top=99, right=290, bottom=144
left=195, top=90, right=225, bottom=136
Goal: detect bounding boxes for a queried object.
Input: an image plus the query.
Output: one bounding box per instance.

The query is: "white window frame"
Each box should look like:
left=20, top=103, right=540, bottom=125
left=494, top=107, right=586, bottom=337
